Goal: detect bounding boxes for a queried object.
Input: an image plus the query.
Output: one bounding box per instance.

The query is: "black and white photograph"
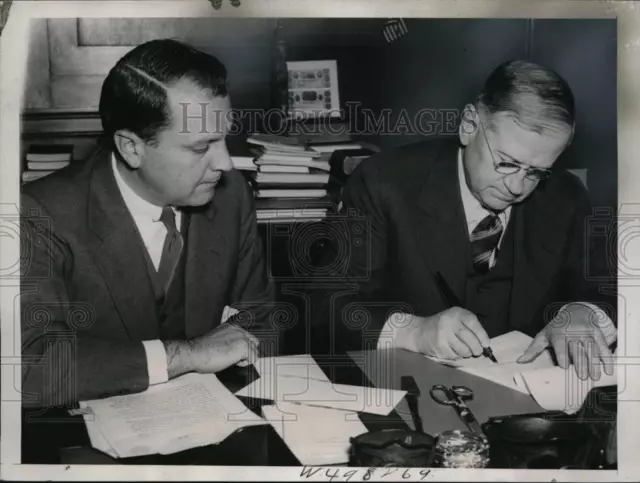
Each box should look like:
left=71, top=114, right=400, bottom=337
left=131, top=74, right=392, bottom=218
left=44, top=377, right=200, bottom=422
left=1, top=0, right=639, bottom=480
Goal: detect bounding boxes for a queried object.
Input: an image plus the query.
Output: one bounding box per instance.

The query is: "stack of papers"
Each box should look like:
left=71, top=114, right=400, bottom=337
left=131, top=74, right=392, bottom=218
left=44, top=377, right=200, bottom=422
left=237, top=355, right=407, bottom=415
left=79, top=373, right=266, bottom=458
left=427, top=331, right=617, bottom=414
left=262, top=402, right=368, bottom=465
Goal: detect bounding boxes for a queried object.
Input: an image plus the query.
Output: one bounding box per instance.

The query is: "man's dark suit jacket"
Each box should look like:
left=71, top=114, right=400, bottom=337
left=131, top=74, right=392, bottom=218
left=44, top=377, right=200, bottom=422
left=21, top=146, right=277, bottom=407
left=318, top=137, right=615, bottom=352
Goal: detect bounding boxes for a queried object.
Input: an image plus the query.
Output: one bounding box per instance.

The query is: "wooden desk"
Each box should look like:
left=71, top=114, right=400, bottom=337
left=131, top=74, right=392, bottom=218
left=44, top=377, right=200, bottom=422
left=348, top=349, right=545, bottom=435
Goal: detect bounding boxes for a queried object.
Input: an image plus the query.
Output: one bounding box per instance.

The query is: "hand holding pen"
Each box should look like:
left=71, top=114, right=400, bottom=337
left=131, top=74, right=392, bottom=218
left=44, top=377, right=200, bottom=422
left=393, top=275, right=497, bottom=362
left=433, top=272, right=498, bottom=363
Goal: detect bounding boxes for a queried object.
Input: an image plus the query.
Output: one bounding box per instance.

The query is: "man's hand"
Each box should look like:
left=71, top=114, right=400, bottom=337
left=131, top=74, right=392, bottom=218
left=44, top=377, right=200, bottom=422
left=163, top=323, right=259, bottom=379
left=396, top=307, right=491, bottom=360
left=517, top=303, right=616, bottom=381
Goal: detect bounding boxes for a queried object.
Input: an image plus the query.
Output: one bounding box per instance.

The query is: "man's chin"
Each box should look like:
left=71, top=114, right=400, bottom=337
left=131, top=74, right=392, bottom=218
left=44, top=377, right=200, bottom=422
left=185, top=186, right=217, bottom=207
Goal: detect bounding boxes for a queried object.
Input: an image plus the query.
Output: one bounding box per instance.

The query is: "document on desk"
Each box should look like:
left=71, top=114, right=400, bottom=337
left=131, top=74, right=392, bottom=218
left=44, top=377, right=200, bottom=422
left=79, top=373, right=266, bottom=458
left=426, top=331, right=617, bottom=413
left=253, top=354, right=332, bottom=383
left=426, top=331, right=554, bottom=393
left=262, top=402, right=368, bottom=465
left=236, top=360, right=406, bottom=415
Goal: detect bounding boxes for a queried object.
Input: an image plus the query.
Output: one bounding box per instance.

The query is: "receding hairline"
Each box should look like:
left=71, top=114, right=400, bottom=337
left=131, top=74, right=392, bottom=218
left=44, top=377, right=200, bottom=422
left=475, top=94, right=574, bottom=136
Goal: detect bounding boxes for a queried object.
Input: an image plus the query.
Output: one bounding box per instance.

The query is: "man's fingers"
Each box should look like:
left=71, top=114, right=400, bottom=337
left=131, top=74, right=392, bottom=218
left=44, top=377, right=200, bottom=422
left=459, top=314, right=491, bottom=348
left=593, top=328, right=614, bottom=376
left=456, top=328, right=484, bottom=357
left=434, top=331, right=460, bottom=360
left=448, top=332, right=472, bottom=358
left=243, top=339, right=260, bottom=365
left=583, top=339, right=602, bottom=381
left=551, top=335, right=570, bottom=369
left=569, top=339, right=589, bottom=381
left=517, top=330, right=548, bottom=363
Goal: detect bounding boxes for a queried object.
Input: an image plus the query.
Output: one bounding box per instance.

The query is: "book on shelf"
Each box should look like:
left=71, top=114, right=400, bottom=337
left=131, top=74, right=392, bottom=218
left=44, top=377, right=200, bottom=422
left=255, top=189, right=328, bottom=199
left=22, top=170, right=56, bottom=183
left=259, top=164, right=310, bottom=174
left=22, top=144, right=75, bottom=184
left=256, top=208, right=328, bottom=220
left=309, top=143, right=364, bottom=154
left=255, top=196, right=335, bottom=210
left=253, top=172, right=330, bottom=185
left=25, top=144, right=74, bottom=162
left=231, top=155, right=258, bottom=171
left=255, top=157, right=331, bottom=172
left=27, top=161, right=70, bottom=171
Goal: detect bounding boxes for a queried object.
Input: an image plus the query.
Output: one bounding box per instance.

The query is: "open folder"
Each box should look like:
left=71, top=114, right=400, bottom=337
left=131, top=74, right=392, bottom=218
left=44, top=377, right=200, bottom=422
left=426, top=331, right=617, bottom=414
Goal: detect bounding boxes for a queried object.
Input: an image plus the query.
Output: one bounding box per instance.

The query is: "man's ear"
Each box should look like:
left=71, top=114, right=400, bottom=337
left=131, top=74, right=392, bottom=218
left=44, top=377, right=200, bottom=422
left=113, top=130, right=146, bottom=169
left=459, top=103, right=478, bottom=147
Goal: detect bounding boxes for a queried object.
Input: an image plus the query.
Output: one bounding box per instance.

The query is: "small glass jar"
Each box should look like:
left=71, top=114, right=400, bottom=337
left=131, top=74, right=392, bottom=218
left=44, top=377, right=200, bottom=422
left=434, top=430, right=490, bottom=468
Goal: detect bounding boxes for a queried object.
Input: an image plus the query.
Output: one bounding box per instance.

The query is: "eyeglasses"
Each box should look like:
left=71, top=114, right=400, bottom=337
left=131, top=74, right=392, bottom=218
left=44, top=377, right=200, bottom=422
left=477, top=115, right=553, bottom=182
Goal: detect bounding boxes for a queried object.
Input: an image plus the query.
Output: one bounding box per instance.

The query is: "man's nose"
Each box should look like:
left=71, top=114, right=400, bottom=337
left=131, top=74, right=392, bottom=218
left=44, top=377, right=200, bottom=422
left=208, top=145, right=233, bottom=172
left=504, top=169, right=528, bottom=195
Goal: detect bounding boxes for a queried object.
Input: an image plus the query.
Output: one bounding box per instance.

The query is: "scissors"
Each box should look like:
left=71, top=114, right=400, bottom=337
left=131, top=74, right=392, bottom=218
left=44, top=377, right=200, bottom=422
left=429, top=384, right=484, bottom=435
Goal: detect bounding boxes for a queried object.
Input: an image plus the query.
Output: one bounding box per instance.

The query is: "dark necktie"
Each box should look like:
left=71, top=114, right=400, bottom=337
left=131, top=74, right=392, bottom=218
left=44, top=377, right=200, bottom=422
left=470, top=214, right=503, bottom=275
left=157, top=207, right=184, bottom=294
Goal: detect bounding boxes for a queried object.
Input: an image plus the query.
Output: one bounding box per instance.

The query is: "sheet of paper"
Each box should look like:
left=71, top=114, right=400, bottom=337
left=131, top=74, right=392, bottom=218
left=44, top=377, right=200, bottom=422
left=253, top=355, right=331, bottom=383
left=236, top=374, right=406, bottom=416
left=79, top=405, right=119, bottom=459
left=81, top=373, right=266, bottom=458
left=426, top=331, right=543, bottom=368
left=517, top=364, right=617, bottom=414
left=425, top=331, right=556, bottom=392
left=262, top=402, right=368, bottom=465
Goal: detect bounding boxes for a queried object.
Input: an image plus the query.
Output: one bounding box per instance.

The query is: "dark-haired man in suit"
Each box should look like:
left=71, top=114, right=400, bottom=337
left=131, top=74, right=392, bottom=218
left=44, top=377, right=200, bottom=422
left=323, top=60, right=616, bottom=381
left=21, top=39, right=278, bottom=407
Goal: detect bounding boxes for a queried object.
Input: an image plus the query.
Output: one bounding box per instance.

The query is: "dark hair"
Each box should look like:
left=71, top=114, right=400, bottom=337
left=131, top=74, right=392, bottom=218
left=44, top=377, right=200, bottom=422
left=476, top=60, right=575, bottom=135
left=99, top=39, right=228, bottom=151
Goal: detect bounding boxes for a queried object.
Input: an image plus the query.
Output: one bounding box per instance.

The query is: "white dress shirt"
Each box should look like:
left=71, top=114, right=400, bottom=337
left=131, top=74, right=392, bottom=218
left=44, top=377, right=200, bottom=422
left=111, top=155, right=177, bottom=386
left=377, top=148, right=616, bottom=350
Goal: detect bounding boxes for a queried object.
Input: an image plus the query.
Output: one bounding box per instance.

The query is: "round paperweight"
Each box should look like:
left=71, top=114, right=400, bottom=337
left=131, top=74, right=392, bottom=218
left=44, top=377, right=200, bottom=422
left=433, top=429, right=490, bottom=468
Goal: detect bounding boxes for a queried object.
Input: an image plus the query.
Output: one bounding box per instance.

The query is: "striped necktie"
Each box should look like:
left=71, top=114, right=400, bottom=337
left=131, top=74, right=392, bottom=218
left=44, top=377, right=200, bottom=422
left=157, top=207, right=184, bottom=294
left=470, top=214, right=503, bottom=275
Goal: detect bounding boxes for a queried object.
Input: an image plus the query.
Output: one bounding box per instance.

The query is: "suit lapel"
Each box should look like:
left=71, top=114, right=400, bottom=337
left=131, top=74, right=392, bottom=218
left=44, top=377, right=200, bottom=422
left=184, top=197, right=228, bottom=340
left=411, top=141, right=469, bottom=303
left=510, top=182, right=574, bottom=331
left=86, top=149, right=160, bottom=341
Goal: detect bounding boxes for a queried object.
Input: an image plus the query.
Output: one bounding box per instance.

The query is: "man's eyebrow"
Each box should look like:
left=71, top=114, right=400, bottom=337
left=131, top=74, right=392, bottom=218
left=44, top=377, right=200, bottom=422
left=496, top=150, right=551, bottom=171
left=183, top=135, right=224, bottom=147
left=496, top=150, right=524, bottom=165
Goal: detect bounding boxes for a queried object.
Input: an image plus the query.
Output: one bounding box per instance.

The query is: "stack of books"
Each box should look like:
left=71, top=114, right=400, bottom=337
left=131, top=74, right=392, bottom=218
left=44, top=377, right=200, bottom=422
left=22, top=144, right=73, bottom=183
left=245, top=134, right=336, bottom=223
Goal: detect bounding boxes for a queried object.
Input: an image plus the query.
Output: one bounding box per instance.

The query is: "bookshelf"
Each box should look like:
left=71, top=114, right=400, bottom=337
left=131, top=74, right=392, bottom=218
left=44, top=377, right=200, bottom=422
left=20, top=109, right=105, bottom=182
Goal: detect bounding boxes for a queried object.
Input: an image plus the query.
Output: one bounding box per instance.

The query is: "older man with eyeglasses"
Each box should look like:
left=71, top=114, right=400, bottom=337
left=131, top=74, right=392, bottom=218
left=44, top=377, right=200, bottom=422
left=318, top=60, right=616, bottom=382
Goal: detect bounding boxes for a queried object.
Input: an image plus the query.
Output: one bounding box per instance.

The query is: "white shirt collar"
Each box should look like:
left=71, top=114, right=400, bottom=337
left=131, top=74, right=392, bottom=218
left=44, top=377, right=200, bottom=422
left=457, top=147, right=510, bottom=231
left=111, top=154, right=165, bottom=223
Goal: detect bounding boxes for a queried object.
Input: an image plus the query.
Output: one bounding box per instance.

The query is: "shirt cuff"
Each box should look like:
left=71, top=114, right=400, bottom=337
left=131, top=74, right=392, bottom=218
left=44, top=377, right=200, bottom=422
left=142, top=340, right=169, bottom=386
left=377, top=312, right=411, bottom=350
left=563, top=302, right=617, bottom=346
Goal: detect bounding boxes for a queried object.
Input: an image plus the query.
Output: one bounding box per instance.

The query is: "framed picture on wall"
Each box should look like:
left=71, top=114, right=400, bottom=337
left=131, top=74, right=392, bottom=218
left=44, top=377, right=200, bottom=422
left=286, top=60, right=341, bottom=120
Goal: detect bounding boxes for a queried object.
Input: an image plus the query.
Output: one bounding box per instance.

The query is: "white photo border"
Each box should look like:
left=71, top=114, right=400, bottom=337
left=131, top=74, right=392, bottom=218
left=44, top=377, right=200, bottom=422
left=1, top=1, right=639, bottom=481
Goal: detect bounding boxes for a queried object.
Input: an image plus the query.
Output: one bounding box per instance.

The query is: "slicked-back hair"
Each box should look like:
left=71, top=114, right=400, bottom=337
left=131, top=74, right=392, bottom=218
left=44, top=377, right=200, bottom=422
left=475, top=60, right=575, bottom=136
left=99, top=39, right=228, bottom=152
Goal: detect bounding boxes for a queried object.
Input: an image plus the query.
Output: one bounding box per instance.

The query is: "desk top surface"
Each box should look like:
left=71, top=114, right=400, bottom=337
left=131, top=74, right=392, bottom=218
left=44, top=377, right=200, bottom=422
left=348, top=349, right=545, bottom=436
left=25, top=349, right=554, bottom=465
